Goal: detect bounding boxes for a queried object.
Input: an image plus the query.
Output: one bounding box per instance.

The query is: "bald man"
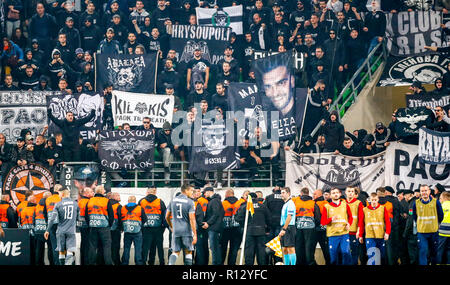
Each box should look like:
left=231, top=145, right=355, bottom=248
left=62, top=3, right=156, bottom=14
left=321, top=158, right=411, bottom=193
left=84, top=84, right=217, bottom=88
left=110, top=192, right=122, bottom=266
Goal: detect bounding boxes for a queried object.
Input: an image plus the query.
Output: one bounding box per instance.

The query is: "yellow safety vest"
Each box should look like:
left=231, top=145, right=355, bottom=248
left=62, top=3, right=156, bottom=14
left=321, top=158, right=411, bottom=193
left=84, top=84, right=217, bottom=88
left=324, top=202, right=349, bottom=237
left=416, top=198, right=439, bottom=233
left=439, top=201, right=450, bottom=237
left=363, top=205, right=386, bottom=239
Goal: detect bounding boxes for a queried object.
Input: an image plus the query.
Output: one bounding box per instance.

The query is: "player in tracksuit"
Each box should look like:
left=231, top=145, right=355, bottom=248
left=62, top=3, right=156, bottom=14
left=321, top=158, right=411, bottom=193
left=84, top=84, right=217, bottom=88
left=45, top=189, right=79, bottom=265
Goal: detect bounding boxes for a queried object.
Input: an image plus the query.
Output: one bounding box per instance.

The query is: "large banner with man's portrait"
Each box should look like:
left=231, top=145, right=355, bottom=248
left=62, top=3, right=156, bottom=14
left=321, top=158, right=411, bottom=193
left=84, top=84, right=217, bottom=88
left=169, top=25, right=231, bottom=71
left=46, top=92, right=104, bottom=141
left=0, top=91, right=48, bottom=142
left=252, top=51, right=298, bottom=141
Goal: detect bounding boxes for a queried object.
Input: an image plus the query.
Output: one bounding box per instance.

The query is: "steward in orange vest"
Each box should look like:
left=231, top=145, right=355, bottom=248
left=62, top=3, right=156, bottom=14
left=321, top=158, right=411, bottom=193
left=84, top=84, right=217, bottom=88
left=194, top=192, right=209, bottom=265
left=292, top=188, right=321, bottom=265
left=34, top=192, right=53, bottom=266
left=77, top=187, right=93, bottom=266
left=313, top=190, right=330, bottom=265
left=0, top=195, right=17, bottom=228
left=220, top=189, right=241, bottom=265
left=138, top=187, right=167, bottom=265
left=120, top=196, right=148, bottom=265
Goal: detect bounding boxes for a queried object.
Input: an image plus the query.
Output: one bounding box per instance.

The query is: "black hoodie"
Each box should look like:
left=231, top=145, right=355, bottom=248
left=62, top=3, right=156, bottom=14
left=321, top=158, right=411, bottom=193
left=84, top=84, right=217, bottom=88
left=204, top=193, right=225, bottom=233
left=319, top=110, right=345, bottom=152
left=138, top=194, right=167, bottom=228
left=235, top=197, right=270, bottom=236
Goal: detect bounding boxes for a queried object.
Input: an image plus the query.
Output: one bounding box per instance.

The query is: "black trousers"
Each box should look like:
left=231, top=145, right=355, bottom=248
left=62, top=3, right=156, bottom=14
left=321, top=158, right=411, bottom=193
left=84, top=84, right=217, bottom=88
left=80, top=227, right=90, bottom=266
left=295, top=228, right=317, bottom=265
left=244, top=235, right=267, bottom=265
left=111, top=229, right=122, bottom=265
left=34, top=233, right=53, bottom=265
left=88, top=227, right=113, bottom=265
left=195, top=230, right=209, bottom=265
left=315, top=229, right=330, bottom=265
left=142, top=227, right=165, bottom=265
left=220, top=227, right=242, bottom=265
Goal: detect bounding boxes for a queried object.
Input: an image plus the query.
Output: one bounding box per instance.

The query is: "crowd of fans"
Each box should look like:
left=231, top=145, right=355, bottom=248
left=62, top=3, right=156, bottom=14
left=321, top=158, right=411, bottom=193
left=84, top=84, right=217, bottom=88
left=0, top=0, right=448, bottom=187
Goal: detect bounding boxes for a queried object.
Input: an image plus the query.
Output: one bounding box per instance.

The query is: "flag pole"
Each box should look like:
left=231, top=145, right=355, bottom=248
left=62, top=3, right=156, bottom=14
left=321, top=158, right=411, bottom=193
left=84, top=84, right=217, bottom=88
left=239, top=204, right=249, bottom=265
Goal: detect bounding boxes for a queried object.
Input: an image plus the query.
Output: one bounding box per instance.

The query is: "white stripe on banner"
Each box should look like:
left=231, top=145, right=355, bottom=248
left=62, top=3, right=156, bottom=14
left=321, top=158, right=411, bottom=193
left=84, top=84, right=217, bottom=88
left=196, top=5, right=243, bottom=35
left=418, top=127, right=450, bottom=164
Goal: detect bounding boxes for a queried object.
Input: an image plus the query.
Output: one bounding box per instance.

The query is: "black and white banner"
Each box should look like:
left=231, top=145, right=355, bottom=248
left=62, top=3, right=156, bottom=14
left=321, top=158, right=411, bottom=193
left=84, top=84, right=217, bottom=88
left=385, top=141, right=450, bottom=192
left=189, top=115, right=240, bottom=173
left=99, top=129, right=155, bottom=171
left=394, top=106, right=434, bottom=138
left=406, top=93, right=450, bottom=110
left=253, top=50, right=305, bottom=70
left=252, top=52, right=298, bottom=141
left=386, top=11, right=442, bottom=56
left=227, top=82, right=265, bottom=140
left=46, top=92, right=104, bottom=141
left=96, top=53, right=158, bottom=93
left=418, top=127, right=450, bottom=164
left=0, top=229, right=31, bottom=265
left=170, top=25, right=231, bottom=70
left=0, top=91, right=47, bottom=142
left=111, top=91, right=174, bottom=128
left=377, top=54, right=449, bottom=86
left=196, top=5, right=243, bottom=35
left=285, top=151, right=385, bottom=194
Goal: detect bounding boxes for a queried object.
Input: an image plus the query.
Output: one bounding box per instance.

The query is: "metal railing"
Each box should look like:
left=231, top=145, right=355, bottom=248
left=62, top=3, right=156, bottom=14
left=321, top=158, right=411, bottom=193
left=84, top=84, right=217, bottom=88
left=57, top=161, right=279, bottom=188
left=310, top=41, right=388, bottom=137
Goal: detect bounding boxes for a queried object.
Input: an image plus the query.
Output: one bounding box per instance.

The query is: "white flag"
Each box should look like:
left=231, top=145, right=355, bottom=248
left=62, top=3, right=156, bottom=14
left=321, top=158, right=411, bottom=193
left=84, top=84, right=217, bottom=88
left=196, top=5, right=243, bottom=35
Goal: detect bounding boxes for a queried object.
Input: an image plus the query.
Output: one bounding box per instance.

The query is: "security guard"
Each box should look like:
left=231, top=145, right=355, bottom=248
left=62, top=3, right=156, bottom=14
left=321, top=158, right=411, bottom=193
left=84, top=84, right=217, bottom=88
left=220, top=189, right=241, bottom=265
left=0, top=194, right=17, bottom=229
left=403, top=189, right=419, bottom=264
left=194, top=188, right=209, bottom=265
left=110, top=192, right=122, bottom=266
left=120, top=195, right=148, bottom=265
left=293, top=187, right=321, bottom=265
left=34, top=191, right=52, bottom=265
left=86, top=185, right=114, bottom=265
left=18, top=195, right=37, bottom=264
left=44, top=184, right=63, bottom=265
left=139, top=186, right=167, bottom=265
left=78, top=187, right=94, bottom=265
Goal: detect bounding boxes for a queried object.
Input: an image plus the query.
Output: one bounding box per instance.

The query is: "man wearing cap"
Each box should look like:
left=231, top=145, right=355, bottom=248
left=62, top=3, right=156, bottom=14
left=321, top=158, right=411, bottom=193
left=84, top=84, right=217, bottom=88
left=373, top=122, right=391, bottom=154
left=202, top=186, right=225, bottom=265
left=186, top=48, right=210, bottom=91
left=59, top=16, right=81, bottom=50
left=80, top=16, right=103, bottom=53
left=11, top=137, right=34, bottom=167
left=97, top=27, right=123, bottom=54
left=108, top=14, right=128, bottom=46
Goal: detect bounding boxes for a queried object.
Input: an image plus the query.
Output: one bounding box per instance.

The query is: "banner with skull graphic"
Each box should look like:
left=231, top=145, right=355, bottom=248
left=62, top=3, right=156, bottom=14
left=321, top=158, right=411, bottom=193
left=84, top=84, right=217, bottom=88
left=394, top=106, right=434, bottom=139
left=111, top=91, right=174, bottom=128
left=46, top=92, right=104, bottom=141
left=385, top=10, right=442, bottom=56
left=188, top=114, right=240, bottom=173
left=170, top=25, right=231, bottom=71
left=96, top=53, right=158, bottom=93
left=377, top=54, right=449, bottom=86
left=0, top=90, right=48, bottom=142
left=285, top=151, right=385, bottom=194
left=98, top=129, right=155, bottom=171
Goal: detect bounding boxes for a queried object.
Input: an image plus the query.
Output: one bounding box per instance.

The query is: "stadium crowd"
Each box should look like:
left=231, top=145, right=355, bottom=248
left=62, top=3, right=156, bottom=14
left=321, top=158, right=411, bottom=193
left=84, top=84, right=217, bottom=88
left=0, top=0, right=449, bottom=266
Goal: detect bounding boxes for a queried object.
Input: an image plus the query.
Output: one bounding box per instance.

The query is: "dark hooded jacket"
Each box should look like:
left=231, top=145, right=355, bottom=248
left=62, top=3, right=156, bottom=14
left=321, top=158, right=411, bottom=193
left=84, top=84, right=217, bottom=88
left=204, top=193, right=225, bottom=233
left=319, top=110, right=345, bottom=152
left=298, top=135, right=320, bottom=153
left=235, top=197, right=270, bottom=236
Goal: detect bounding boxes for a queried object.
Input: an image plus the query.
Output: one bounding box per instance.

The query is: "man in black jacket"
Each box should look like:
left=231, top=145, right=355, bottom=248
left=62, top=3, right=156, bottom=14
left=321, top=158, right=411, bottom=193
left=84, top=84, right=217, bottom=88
left=0, top=133, right=13, bottom=185
left=40, top=137, right=63, bottom=179
left=318, top=110, right=345, bottom=152
left=263, top=184, right=285, bottom=264
left=47, top=107, right=95, bottom=162
left=236, top=192, right=271, bottom=265
left=202, top=186, right=224, bottom=265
